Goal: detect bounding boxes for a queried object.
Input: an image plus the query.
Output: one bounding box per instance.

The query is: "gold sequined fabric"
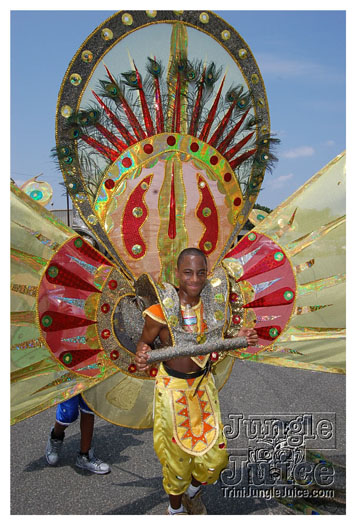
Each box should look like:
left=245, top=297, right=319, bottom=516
left=153, top=363, right=228, bottom=495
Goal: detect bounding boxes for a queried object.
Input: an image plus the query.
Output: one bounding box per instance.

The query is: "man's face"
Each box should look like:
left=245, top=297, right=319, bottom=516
left=175, top=254, right=207, bottom=299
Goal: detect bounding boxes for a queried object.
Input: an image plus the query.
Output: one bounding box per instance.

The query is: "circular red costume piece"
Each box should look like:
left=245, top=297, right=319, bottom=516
left=101, top=303, right=110, bottom=313
left=122, top=157, right=132, bottom=168
left=104, top=179, right=115, bottom=190
left=108, top=279, right=118, bottom=290
left=143, top=143, right=153, bottom=154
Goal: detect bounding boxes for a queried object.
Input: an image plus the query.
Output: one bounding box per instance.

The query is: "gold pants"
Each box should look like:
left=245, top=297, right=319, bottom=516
left=153, top=363, right=228, bottom=495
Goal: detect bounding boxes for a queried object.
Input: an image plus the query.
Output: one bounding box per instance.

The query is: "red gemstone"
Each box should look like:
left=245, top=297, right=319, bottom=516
left=101, top=303, right=110, bottom=313
left=172, top=437, right=176, bottom=443
left=150, top=367, right=158, bottom=377
left=232, top=315, right=241, bottom=325
left=167, top=135, right=176, bottom=146
left=190, top=142, right=199, bottom=152
left=210, top=155, right=218, bottom=165
left=104, top=178, right=115, bottom=190
left=110, top=350, right=119, bottom=360
left=210, top=352, right=219, bottom=362
left=108, top=279, right=118, bottom=290
left=122, top=157, right=132, bottom=168
left=128, top=364, right=137, bottom=373
left=229, top=293, right=238, bottom=303
left=224, top=173, right=232, bottom=182
left=218, top=443, right=226, bottom=449
left=143, top=143, right=153, bottom=154
left=101, top=329, right=111, bottom=339
left=234, top=197, right=242, bottom=206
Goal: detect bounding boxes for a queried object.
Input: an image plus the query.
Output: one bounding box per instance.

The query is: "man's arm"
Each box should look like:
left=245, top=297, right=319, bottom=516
left=238, top=326, right=258, bottom=346
left=135, top=315, right=163, bottom=371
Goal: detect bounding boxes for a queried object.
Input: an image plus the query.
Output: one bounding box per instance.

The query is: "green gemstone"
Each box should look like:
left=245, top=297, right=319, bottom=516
left=63, top=353, right=72, bottom=364
left=214, top=293, right=224, bottom=304
left=274, top=251, right=284, bottom=261
left=132, top=244, right=142, bottom=255
left=214, top=310, right=224, bottom=321
left=132, top=207, right=143, bottom=218
left=30, top=190, right=43, bottom=201
left=269, top=328, right=279, bottom=338
left=169, top=315, right=178, bottom=327
left=48, top=266, right=59, bottom=278
left=284, top=290, right=294, bottom=301
left=163, top=297, right=174, bottom=309
left=248, top=233, right=256, bottom=241
left=70, top=73, right=82, bottom=86
left=202, top=207, right=211, bottom=217
left=42, top=315, right=53, bottom=327
left=74, top=238, right=83, bottom=248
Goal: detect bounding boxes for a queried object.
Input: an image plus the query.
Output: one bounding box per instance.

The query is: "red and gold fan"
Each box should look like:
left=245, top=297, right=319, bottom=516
left=11, top=11, right=345, bottom=428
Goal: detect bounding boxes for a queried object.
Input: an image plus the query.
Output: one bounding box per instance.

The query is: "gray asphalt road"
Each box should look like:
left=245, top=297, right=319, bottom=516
left=11, top=360, right=345, bottom=515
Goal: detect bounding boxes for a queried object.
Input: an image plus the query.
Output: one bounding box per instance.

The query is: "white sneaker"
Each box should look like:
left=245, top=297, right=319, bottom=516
left=75, top=448, right=111, bottom=474
left=45, top=427, right=64, bottom=466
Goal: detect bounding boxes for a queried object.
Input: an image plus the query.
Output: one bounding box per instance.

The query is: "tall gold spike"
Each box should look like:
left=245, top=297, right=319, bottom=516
left=166, top=22, right=188, bottom=132
left=272, top=207, right=298, bottom=239
left=11, top=337, right=45, bottom=351
left=298, top=274, right=345, bottom=296
left=286, top=215, right=345, bottom=257
left=11, top=358, right=59, bottom=383
left=11, top=311, right=36, bottom=325
left=31, top=373, right=77, bottom=394
left=294, top=259, right=315, bottom=273
left=277, top=326, right=345, bottom=343
left=11, top=283, right=38, bottom=297
left=293, top=304, right=332, bottom=316
left=11, top=247, right=48, bottom=271
left=12, top=220, right=60, bottom=250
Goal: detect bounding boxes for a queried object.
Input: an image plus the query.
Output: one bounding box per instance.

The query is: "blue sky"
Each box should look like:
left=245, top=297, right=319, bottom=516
left=10, top=6, right=347, bottom=211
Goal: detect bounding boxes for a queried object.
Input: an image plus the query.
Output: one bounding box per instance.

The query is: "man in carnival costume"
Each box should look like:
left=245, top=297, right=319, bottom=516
left=135, top=247, right=258, bottom=514
left=11, top=10, right=345, bottom=516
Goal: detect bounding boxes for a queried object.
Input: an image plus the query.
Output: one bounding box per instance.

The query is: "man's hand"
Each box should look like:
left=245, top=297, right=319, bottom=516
left=238, top=326, right=258, bottom=347
left=135, top=341, right=151, bottom=371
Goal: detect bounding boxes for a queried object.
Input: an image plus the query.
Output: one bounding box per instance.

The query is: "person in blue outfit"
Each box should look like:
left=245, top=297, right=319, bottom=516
left=45, top=394, right=110, bottom=474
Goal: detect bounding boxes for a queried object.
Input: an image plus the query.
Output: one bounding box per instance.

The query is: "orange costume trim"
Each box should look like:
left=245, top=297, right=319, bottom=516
left=143, top=303, right=167, bottom=325
left=143, top=301, right=208, bottom=367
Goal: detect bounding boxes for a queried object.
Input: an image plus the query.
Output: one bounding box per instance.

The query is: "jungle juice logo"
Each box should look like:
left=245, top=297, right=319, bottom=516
left=221, top=413, right=336, bottom=499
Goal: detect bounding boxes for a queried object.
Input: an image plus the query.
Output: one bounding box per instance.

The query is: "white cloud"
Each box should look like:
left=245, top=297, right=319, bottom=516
left=260, top=56, right=315, bottom=77
left=257, top=53, right=344, bottom=83
left=265, top=173, right=294, bottom=189
left=282, top=146, right=315, bottom=159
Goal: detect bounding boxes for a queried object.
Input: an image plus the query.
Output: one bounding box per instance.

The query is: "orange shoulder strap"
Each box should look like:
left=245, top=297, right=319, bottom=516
left=143, top=303, right=167, bottom=324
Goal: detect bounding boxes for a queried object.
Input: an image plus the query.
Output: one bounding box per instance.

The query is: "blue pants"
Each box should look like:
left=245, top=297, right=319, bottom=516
left=55, top=395, right=93, bottom=425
